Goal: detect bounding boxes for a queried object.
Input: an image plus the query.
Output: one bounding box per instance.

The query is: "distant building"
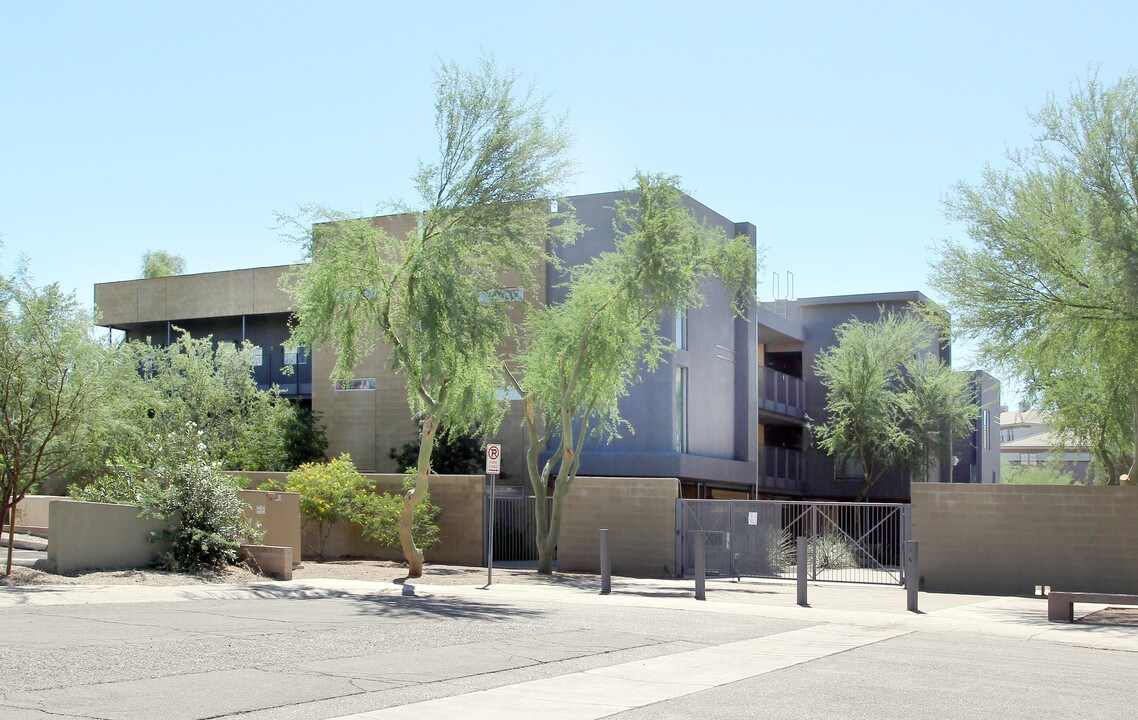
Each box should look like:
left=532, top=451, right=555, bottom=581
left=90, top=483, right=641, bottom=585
left=999, top=409, right=1092, bottom=482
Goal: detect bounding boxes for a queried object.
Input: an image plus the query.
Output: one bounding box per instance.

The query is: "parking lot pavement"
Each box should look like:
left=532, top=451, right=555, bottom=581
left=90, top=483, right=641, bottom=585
left=2, top=576, right=1135, bottom=719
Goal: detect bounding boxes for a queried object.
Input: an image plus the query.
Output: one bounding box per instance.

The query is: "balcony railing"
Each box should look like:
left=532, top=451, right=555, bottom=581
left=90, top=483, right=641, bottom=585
left=760, top=446, right=803, bottom=491
left=760, top=367, right=805, bottom=418
left=253, top=347, right=313, bottom=397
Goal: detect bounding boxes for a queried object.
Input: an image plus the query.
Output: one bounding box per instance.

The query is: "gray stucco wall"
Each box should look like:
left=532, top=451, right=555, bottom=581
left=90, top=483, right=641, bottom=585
left=952, top=370, right=1001, bottom=484
left=546, top=192, right=757, bottom=487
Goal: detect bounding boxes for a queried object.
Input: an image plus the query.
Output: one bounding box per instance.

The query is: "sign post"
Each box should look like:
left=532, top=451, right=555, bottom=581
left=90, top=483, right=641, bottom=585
left=485, top=444, right=501, bottom=586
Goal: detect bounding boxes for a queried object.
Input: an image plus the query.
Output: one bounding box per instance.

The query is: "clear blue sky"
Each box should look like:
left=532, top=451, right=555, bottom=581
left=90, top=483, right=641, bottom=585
left=2, top=1, right=1134, bottom=383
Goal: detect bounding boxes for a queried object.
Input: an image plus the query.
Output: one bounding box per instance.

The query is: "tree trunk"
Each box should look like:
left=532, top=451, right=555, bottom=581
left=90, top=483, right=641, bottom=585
left=1125, top=389, right=1138, bottom=485
left=535, top=482, right=558, bottom=575
left=401, top=415, right=437, bottom=577
left=6, top=497, right=16, bottom=576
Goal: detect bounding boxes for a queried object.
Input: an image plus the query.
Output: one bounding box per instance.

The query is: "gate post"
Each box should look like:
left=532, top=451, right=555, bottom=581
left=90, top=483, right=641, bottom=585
left=675, top=499, right=683, bottom=579
left=796, top=535, right=808, bottom=606
left=694, top=531, right=706, bottom=601
left=810, top=503, right=818, bottom=580
left=599, top=528, right=611, bottom=595
left=905, top=541, right=919, bottom=612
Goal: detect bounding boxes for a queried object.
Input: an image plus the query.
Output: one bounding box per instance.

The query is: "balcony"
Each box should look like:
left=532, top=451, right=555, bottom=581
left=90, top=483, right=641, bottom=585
left=759, top=367, right=805, bottom=418
left=759, top=446, right=803, bottom=491
left=253, top=347, right=313, bottom=398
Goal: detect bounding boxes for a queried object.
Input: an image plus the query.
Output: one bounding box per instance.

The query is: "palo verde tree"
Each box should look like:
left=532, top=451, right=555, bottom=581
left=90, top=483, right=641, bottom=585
left=0, top=263, right=108, bottom=574
left=283, top=58, right=579, bottom=576
left=140, top=250, right=187, bottom=278
left=811, top=312, right=976, bottom=500
left=69, top=332, right=296, bottom=486
left=930, top=71, right=1138, bottom=484
left=506, top=173, right=756, bottom=574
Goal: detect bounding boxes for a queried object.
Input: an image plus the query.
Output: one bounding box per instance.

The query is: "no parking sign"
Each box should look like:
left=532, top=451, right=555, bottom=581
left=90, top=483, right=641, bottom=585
left=485, top=444, right=501, bottom=474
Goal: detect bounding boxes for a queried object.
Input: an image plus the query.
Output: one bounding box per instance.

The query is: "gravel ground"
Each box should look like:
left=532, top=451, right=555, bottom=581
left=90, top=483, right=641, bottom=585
left=0, top=555, right=595, bottom=589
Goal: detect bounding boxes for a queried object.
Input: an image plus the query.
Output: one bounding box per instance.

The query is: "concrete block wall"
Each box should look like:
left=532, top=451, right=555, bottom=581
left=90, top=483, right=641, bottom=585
left=235, top=472, right=484, bottom=566
left=912, top=484, right=1138, bottom=596
left=557, top=476, right=679, bottom=578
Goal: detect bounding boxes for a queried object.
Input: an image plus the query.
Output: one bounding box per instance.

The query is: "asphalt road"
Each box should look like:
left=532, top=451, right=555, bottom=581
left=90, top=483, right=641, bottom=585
left=1, top=578, right=1135, bottom=719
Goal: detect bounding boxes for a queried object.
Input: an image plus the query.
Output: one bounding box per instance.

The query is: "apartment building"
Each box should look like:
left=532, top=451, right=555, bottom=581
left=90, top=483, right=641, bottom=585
left=755, top=293, right=1001, bottom=501
left=94, top=191, right=998, bottom=501
left=95, top=190, right=759, bottom=494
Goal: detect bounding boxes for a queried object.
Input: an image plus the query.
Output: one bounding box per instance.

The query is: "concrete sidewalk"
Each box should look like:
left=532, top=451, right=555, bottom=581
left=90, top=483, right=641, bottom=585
left=2, top=574, right=1135, bottom=720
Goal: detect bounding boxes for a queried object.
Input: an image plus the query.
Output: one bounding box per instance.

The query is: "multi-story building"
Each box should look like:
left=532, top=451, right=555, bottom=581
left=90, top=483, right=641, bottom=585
left=755, top=293, right=1001, bottom=502
left=999, top=408, right=1092, bottom=482
left=95, top=191, right=758, bottom=493
left=94, top=190, right=999, bottom=501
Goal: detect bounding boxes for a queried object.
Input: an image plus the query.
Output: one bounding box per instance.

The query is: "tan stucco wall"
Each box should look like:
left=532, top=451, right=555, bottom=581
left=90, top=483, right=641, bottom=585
left=7, top=495, right=55, bottom=532
left=557, top=476, right=679, bottom=578
left=912, top=484, right=1138, bottom=596
left=47, top=499, right=171, bottom=573
left=234, top=472, right=485, bottom=566
left=45, top=492, right=301, bottom=574
left=238, top=489, right=302, bottom=566
left=95, top=265, right=294, bottom=326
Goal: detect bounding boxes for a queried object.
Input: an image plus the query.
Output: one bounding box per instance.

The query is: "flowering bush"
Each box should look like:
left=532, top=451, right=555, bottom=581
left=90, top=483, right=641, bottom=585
left=72, top=422, right=262, bottom=572
left=282, top=455, right=439, bottom=561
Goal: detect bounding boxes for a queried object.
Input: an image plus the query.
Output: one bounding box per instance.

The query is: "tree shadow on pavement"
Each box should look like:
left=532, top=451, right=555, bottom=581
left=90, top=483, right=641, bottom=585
left=192, top=581, right=546, bottom=621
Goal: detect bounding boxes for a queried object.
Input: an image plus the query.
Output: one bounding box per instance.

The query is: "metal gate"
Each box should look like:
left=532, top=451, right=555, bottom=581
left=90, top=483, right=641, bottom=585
left=483, top=493, right=551, bottom=566
left=676, top=499, right=910, bottom=585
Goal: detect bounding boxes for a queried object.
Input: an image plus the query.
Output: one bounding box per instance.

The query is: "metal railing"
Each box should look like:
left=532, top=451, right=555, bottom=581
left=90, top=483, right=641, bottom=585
left=483, top=494, right=551, bottom=566
left=677, top=499, right=910, bottom=585
left=760, top=446, right=803, bottom=491
left=759, top=368, right=805, bottom=417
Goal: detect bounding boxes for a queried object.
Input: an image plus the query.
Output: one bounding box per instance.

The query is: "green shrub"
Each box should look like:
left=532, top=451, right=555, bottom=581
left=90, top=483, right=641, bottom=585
left=72, top=422, right=262, bottom=572
left=281, top=454, right=374, bottom=560
left=354, top=474, right=441, bottom=551
left=280, top=455, right=440, bottom=561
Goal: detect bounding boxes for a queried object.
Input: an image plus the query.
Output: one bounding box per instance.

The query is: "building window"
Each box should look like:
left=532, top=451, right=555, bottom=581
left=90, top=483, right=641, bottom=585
left=673, top=365, right=688, bottom=452
left=285, top=346, right=308, bottom=365
left=249, top=347, right=263, bottom=367
left=983, top=410, right=990, bottom=449
left=478, top=287, right=524, bottom=303
left=674, top=308, right=687, bottom=350
left=333, top=378, right=376, bottom=391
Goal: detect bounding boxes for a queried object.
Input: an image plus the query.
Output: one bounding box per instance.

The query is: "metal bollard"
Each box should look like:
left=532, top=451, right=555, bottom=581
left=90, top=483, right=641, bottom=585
left=797, top=535, right=808, bottom=606
left=599, top=528, right=611, bottom=595
left=694, top=532, right=706, bottom=601
left=905, top=540, right=919, bottom=612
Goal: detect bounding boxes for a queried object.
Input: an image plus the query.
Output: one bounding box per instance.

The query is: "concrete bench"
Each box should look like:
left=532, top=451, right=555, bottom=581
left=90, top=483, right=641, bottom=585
left=238, top=544, right=293, bottom=581
left=1047, top=591, right=1138, bottom=622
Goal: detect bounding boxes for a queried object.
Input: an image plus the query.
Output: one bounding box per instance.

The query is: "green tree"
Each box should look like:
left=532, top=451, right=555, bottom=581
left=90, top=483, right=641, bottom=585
left=389, top=424, right=485, bottom=475
left=1000, top=456, right=1079, bottom=485
left=283, top=58, right=578, bottom=576
left=74, top=422, right=263, bottom=571
left=279, top=454, right=437, bottom=561
left=140, top=250, right=187, bottom=278
left=929, top=72, right=1138, bottom=485
left=282, top=405, right=329, bottom=469
left=0, top=264, right=109, bottom=574
left=69, top=332, right=296, bottom=488
left=811, top=312, right=977, bottom=500
left=508, top=174, right=757, bottom=574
